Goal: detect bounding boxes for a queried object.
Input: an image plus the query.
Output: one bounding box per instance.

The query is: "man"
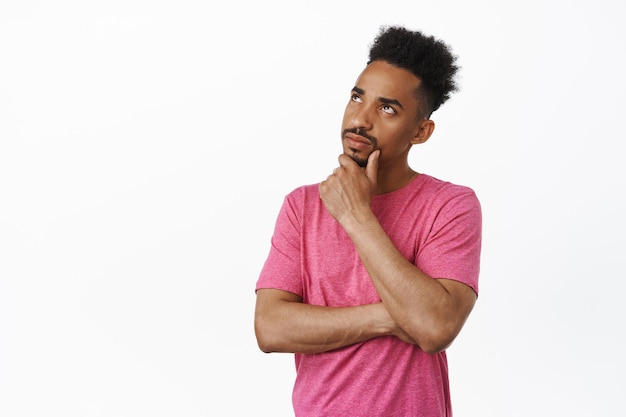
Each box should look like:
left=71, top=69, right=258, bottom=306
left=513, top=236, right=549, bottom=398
left=254, top=25, right=482, bottom=416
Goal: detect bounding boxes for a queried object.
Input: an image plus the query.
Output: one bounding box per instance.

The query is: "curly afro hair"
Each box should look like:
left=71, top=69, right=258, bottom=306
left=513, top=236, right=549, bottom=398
left=368, top=26, right=459, bottom=116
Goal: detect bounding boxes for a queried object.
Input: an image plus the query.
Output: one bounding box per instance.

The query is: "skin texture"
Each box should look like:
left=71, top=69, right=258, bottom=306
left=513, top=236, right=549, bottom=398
left=254, top=60, right=476, bottom=355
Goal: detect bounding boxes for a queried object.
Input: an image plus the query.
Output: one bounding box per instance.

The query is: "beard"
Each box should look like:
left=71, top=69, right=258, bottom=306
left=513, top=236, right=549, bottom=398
left=342, top=127, right=378, bottom=168
left=349, top=152, right=369, bottom=168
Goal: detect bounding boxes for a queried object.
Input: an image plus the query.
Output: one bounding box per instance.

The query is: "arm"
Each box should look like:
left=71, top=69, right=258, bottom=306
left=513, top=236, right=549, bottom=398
left=319, top=151, right=478, bottom=354
left=343, top=220, right=476, bottom=354
left=254, top=288, right=416, bottom=354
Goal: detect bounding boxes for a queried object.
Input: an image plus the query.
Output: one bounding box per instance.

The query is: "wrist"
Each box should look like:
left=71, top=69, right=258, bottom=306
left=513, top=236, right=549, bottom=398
left=341, top=207, right=377, bottom=237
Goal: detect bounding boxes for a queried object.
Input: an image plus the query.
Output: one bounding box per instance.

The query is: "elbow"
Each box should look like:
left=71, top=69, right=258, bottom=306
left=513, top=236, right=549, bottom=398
left=254, top=316, right=281, bottom=353
left=255, top=329, right=273, bottom=353
left=257, top=342, right=274, bottom=354
left=411, top=324, right=460, bottom=355
left=256, top=339, right=276, bottom=354
left=254, top=321, right=272, bottom=353
left=419, top=339, right=452, bottom=355
left=254, top=289, right=303, bottom=353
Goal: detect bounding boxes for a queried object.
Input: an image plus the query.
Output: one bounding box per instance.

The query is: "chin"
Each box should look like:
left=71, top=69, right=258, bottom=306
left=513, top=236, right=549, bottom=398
left=349, top=152, right=368, bottom=168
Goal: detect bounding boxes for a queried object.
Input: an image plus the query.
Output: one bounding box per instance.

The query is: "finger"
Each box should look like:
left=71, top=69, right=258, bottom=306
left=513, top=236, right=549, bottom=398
left=338, top=153, right=354, bottom=168
left=365, top=150, right=380, bottom=184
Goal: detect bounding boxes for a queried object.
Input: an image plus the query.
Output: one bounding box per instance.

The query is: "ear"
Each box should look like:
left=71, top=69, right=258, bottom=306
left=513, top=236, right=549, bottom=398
left=410, top=119, right=435, bottom=145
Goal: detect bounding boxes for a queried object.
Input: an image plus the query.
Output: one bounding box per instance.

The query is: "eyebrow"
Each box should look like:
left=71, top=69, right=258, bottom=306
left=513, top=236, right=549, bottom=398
left=352, top=86, right=404, bottom=110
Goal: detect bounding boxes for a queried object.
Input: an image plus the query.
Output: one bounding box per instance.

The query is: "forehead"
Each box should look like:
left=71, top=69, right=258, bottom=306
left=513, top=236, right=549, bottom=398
left=355, top=60, right=422, bottom=106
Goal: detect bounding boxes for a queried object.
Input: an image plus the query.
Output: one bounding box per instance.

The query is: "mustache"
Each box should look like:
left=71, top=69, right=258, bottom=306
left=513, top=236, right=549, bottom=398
left=342, top=128, right=378, bottom=148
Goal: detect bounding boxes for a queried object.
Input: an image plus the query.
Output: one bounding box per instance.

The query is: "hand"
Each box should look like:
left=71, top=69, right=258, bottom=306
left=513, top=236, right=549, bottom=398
left=319, top=150, right=380, bottom=228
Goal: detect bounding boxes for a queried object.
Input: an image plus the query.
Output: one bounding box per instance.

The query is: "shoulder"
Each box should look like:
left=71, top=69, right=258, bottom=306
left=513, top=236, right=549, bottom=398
left=283, top=183, right=321, bottom=204
left=286, top=182, right=320, bottom=197
left=416, top=174, right=479, bottom=205
left=413, top=175, right=482, bottom=228
left=418, top=174, right=476, bottom=194
left=278, top=183, right=323, bottom=216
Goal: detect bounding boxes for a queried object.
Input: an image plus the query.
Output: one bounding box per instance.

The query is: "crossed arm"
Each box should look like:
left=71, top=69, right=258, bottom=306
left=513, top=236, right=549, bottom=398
left=254, top=151, right=477, bottom=355
left=254, top=277, right=475, bottom=355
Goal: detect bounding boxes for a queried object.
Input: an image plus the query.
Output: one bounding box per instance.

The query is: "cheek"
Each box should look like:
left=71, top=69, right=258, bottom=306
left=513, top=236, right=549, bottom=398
left=379, top=128, right=415, bottom=153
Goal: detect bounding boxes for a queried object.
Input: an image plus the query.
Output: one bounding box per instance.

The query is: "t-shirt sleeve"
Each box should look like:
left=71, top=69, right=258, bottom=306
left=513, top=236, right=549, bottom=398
left=255, top=193, right=304, bottom=297
left=417, top=188, right=482, bottom=295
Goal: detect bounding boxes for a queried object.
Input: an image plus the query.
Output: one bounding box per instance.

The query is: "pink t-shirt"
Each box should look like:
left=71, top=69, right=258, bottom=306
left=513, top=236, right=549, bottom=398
left=256, top=174, right=482, bottom=417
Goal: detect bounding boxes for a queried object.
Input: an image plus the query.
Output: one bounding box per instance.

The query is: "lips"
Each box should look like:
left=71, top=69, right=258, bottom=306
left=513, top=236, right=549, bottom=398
left=344, top=132, right=372, bottom=150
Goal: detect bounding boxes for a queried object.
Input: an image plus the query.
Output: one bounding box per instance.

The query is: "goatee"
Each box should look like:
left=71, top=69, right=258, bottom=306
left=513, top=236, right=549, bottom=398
left=350, top=152, right=369, bottom=168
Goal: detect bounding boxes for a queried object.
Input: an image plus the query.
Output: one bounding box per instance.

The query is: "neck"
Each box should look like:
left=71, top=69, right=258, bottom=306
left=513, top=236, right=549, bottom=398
left=375, top=164, right=418, bottom=194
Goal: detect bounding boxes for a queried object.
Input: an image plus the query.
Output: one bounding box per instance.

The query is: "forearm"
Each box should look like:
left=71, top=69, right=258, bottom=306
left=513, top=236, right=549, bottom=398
left=254, top=291, right=398, bottom=354
left=344, top=212, right=471, bottom=353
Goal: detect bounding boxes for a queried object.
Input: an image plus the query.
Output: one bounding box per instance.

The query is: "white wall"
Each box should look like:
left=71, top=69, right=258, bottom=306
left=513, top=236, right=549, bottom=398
left=1, top=1, right=624, bottom=415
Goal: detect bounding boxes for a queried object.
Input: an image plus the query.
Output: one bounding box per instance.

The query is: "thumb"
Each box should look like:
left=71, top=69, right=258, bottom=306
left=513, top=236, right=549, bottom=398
left=365, top=150, right=380, bottom=185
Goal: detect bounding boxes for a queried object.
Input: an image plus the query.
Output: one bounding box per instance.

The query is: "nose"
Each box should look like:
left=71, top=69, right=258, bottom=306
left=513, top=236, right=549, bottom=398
left=351, top=103, right=373, bottom=132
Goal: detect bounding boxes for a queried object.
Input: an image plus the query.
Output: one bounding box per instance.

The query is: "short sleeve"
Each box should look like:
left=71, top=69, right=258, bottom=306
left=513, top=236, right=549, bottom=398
left=255, top=193, right=304, bottom=297
left=417, top=189, right=482, bottom=295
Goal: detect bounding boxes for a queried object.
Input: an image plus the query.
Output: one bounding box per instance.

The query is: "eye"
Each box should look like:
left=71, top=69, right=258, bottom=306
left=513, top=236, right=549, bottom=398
left=351, top=93, right=362, bottom=103
left=381, top=104, right=396, bottom=114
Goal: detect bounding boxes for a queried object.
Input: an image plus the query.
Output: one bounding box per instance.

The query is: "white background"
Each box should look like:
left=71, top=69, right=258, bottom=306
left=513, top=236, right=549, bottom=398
left=1, top=1, right=625, bottom=416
